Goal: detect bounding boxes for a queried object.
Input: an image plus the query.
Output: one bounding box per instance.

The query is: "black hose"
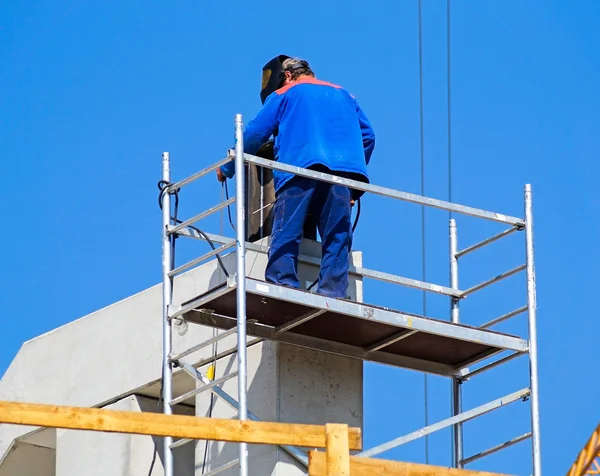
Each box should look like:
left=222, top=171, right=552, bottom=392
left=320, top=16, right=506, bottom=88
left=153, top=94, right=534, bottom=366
left=223, top=181, right=236, bottom=232
left=158, top=181, right=230, bottom=278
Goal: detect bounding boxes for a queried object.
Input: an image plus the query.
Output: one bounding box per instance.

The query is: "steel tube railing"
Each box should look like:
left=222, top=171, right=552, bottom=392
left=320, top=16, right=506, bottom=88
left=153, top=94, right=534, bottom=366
left=461, top=264, right=526, bottom=297
left=170, top=197, right=235, bottom=235
left=169, top=371, right=239, bottom=406
left=449, top=218, right=463, bottom=468
left=160, top=152, right=174, bottom=476
left=168, top=241, right=235, bottom=277
left=358, top=388, right=530, bottom=458
left=480, top=305, right=528, bottom=329
left=461, top=351, right=525, bottom=380
left=234, top=114, right=249, bottom=476
left=171, top=326, right=238, bottom=361
left=461, top=433, right=532, bottom=466
left=525, top=184, right=542, bottom=476
left=243, top=153, right=525, bottom=226
left=166, top=156, right=232, bottom=194
left=455, top=225, right=521, bottom=258
left=172, top=228, right=465, bottom=299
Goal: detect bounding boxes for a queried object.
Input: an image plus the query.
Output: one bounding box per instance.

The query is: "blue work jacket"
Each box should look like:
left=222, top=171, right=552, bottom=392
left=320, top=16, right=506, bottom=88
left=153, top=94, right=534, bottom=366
left=220, top=76, right=375, bottom=195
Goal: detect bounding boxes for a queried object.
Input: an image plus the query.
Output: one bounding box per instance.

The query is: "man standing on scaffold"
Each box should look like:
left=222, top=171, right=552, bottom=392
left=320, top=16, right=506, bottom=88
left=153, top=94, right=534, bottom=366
left=217, top=55, right=375, bottom=299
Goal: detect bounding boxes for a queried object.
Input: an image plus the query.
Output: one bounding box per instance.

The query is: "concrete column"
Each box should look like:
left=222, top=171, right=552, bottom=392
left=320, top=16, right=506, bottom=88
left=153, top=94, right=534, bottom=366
left=56, top=395, right=195, bottom=476
left=194, top=239, right=364, bottom=476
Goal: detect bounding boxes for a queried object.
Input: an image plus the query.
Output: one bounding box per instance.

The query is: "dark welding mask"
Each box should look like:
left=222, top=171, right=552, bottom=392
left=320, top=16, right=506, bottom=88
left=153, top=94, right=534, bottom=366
left=260, top=55, right=291, bottom=104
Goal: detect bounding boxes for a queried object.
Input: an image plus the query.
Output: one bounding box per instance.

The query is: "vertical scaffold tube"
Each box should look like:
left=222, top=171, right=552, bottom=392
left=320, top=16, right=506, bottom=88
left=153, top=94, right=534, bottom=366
left=234, top=114, right=249, bottom=476
left=449, top=219, right=463, bottom=467
left=525, top=184, right=542, bottom=475
left=161, top=152, right=174, bottom=476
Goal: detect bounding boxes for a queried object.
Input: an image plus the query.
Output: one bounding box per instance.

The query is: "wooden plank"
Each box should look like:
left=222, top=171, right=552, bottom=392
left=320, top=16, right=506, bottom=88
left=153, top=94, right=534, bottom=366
left=325, top=424, right=351, bottom=476
left=0, top=400, right=361, bottom=450
left=309, top=451, right=511, bottom=476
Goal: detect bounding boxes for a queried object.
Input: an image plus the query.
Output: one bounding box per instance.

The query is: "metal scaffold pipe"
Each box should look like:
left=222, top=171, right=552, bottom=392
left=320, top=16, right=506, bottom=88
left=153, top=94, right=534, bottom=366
left=449, top=219, right=463, bottom=468
left=161, top=152, right=174, bottom=476
left=234, top=114, right=249, bottom=476
left=525, top=184, right=542, bottom=475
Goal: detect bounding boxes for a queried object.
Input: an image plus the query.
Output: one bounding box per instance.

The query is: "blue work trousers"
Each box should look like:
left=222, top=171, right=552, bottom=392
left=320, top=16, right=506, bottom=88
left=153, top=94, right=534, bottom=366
left=265, top=176, right=353, bottom=298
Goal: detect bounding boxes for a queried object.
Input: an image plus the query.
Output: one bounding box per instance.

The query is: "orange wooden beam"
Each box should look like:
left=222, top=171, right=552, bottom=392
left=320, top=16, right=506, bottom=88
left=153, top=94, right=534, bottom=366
left=309, top=451, right=510, bottom=476
left=0, top=400, right=362, bottom=450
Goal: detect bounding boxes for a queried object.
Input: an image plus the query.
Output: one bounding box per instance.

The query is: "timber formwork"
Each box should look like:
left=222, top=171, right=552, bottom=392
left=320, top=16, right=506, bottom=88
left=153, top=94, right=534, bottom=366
left=159, top=114, right=542, bottom=476
left=0, top=400, right=511, bottom=476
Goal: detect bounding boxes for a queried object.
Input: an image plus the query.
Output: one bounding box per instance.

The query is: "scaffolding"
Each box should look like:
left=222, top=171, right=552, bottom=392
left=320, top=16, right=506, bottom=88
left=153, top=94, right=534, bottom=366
left=159, top=114, right=542, bottom=476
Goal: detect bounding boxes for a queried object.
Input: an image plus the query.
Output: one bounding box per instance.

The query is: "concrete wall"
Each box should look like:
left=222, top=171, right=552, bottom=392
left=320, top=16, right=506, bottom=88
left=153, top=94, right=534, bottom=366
left=193, top=240, right=364, bottom=476
left=56, top=395, right=194, bottom=476
left=0, top=238, right=364, bottom=476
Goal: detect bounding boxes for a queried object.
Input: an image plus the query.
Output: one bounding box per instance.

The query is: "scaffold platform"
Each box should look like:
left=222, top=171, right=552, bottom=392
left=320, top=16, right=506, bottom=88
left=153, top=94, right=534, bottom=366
left=173, top=278, right=527, bottom=377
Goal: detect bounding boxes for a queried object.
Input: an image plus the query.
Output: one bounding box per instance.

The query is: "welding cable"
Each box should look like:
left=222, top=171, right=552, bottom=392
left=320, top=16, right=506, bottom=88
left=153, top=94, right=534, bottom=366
left=157, top=180, right=230, bottom=278
left=222, top=181, right=236, bottom=232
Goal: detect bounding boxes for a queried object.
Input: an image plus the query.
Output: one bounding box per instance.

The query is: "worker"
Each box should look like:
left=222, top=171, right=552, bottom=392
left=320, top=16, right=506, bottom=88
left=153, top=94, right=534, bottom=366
left=217, top=55, right=375, bottom=299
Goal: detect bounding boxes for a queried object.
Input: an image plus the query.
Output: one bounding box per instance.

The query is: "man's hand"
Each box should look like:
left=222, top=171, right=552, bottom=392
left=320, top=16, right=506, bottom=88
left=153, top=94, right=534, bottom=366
left=216, top=168, right=226, bottom=183
left=350, top=199, right=355, bottom=207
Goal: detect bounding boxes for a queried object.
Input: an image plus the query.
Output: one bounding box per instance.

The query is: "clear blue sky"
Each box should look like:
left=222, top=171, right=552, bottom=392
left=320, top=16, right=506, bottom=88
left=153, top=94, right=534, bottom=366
left=1, top=0, right=599, bottom=473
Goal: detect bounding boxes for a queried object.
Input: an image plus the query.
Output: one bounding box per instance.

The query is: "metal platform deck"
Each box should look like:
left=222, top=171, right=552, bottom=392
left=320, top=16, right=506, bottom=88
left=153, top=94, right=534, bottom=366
left=174, top=278, right=528, bottom=378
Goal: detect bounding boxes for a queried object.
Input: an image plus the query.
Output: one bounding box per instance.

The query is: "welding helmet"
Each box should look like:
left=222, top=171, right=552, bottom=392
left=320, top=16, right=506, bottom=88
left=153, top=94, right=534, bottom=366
left=260, top=55, right=292, bottom=104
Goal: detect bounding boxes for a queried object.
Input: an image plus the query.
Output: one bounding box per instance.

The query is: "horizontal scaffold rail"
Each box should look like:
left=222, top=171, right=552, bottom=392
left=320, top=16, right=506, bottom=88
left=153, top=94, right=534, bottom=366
left=358, top=388, right=530, bottom=458
left=168, top=228, right=466, bottom=298
left=243, top=153, right=525, bottom=226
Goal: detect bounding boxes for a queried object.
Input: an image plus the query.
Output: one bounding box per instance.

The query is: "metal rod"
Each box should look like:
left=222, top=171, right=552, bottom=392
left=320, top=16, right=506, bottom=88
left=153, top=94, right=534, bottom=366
left=168, top=241, right=235, bottom=277
left=461, top=432, right=532, bottom=465
left=193, top=338, right=264, bottom=369
left=170, top=438, right=193, bottom=449
left=179, top=362, right=309, bottom=467
left=169, top=371, right=238, bottom=406
left=358, top=388, right=530, bottom=458
left=169, top=283, right=233, bottom=319
left=455, top=225, right=521, bottom=258
left=525, top=184, right=542, bottom=475
left=203, top=459, right=241, bottom=476
left=273, top=309, right=325, bottom=335
left=365, top=330, right=417, bottom=353
left=234, top=114, right=249, bottom=476
left=243, top=153, right=525, bottom=226
left=449, top=218, right=463, bottom=468
left=461, top=351, right=525, bottom=380
left=480, top=305, right=528, bottom=329
left=160, top=152, right=174, bottom=476
left=354, top=266, right=464, bottom=298
left=166, top=155, right=233, bottom=193
left=172, top=229, right=463, bottom=297
left=461, top=264, right=526, bottom=297
left=169, top=197, right=236, bottom=235
left=171, top=327, right=238, bottom=361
